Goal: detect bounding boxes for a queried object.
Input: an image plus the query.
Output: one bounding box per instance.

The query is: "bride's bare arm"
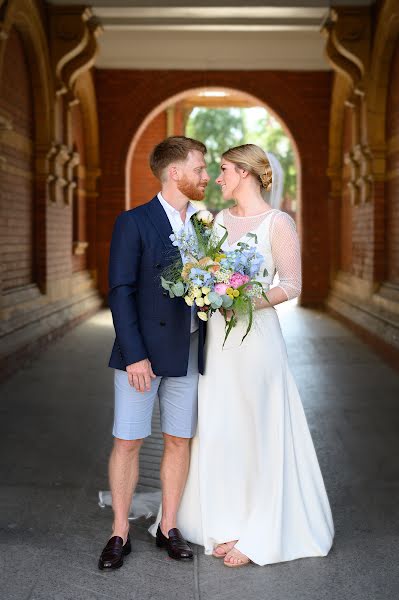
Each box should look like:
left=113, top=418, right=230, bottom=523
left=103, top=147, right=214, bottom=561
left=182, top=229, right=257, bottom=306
left=255, top=212, right=302, bottom=309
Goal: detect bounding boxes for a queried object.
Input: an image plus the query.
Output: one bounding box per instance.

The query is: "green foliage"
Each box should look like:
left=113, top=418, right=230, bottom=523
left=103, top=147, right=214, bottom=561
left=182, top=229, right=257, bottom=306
left=186, top=108, right=244, bottom=211
left=242, top=110, right=297, bottom=200
left=185, top=106, right=296, bottom=210
left=161, top=261, right=185, bottom=291
left=161, top=276, right=187, bottom=298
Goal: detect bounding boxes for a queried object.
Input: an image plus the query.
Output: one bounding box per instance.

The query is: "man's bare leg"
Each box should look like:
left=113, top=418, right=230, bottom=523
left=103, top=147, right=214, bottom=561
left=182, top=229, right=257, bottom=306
left=109, top=437, right=143, bottom=542
left=160, top=433, right=190, bottom=535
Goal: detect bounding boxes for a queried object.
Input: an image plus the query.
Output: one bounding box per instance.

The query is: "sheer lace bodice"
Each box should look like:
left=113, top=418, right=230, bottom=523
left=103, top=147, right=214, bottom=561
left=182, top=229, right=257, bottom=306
left=219, top=208, right=302, bottom=301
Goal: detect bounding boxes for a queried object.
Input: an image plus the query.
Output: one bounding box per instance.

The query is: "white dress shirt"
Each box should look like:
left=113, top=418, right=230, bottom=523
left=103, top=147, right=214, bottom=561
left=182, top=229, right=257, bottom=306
left=158, top=192, right=199, bottom=333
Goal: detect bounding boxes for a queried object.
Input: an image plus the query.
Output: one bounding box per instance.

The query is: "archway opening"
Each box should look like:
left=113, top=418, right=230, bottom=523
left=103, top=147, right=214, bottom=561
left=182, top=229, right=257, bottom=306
left=125, top=87, right=301, bottom=305
left=125, top=87, right=300, bottom=224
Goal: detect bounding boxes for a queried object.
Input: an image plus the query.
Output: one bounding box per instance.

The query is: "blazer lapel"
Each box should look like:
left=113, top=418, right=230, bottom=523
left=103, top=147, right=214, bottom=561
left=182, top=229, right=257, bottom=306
left=145, top=196, right=180, bottom=258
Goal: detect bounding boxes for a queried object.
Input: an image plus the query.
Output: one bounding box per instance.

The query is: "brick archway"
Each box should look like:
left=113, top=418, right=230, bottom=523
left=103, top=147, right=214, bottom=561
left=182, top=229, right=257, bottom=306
left=124, top=86, right=301, bottom=215
left=95, top=69, right=332, bottom=304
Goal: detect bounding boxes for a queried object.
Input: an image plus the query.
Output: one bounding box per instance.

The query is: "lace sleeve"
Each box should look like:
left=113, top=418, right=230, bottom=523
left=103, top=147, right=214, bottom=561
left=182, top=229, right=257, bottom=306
left=270, top=212, right=302, bottom=301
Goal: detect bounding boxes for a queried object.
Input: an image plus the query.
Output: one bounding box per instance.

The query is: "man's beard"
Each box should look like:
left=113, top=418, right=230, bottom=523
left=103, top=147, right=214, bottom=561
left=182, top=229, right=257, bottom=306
left=177, top=175, right=207, bottom=201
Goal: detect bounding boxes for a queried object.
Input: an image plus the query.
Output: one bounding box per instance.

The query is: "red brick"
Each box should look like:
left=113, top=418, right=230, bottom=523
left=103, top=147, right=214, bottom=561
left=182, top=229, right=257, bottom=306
left=0, top=27, right=34, bottom=290
left=386, top=39, right=399, bottom=284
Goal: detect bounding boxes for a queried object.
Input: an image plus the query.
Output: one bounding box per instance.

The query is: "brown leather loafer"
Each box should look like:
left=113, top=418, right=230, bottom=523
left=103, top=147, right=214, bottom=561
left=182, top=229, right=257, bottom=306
left=98, top=534, right=131, bottom=570
left=156, top=525, right=193, bottom=560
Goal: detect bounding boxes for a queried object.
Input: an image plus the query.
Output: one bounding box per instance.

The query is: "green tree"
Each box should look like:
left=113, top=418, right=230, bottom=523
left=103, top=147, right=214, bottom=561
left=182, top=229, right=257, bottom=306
left=186, top=108, right=245, bottom=211
left=242, top=110, right=296, bottom=201
left=186, top=106, right=296, bottom=212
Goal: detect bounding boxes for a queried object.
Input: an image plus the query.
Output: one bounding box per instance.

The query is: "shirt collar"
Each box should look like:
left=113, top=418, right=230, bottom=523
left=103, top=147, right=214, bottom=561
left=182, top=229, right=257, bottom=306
left=157, top=192, right=199, bottom=221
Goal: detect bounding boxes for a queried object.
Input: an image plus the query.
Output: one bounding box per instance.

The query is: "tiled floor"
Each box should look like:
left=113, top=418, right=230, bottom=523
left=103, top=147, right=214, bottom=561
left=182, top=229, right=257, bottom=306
left=1, top=305, right=398, bottom=600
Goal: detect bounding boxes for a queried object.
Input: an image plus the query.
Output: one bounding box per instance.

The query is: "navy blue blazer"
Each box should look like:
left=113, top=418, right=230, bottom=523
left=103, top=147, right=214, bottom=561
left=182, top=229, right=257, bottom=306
left=108, top=196, right=206, bottom=376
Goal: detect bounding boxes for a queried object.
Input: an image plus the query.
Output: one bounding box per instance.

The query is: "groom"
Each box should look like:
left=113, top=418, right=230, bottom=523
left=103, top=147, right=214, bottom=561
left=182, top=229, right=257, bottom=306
left=98, top=136, right=210, bottom=570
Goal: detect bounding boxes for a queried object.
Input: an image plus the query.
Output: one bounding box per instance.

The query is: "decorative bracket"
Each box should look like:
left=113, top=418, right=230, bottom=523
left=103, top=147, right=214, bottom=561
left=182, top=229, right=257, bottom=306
left=73, top=241, right=89, bottom=256
left=344, top=144, right=373, bottom=205
left=322, top=7, right=370, bottom=95
left=46, top=142, right=80, bottom=204
left=322, top=7, right=373, bottom=204
left=48, top=5, right=102, bottom=105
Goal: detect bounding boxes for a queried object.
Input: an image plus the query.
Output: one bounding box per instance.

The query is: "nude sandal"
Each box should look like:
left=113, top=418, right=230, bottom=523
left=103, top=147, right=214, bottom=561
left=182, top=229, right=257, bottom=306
left=212, top=541, right=236, bottom=558
left=223, top=547, right=251, bottom=568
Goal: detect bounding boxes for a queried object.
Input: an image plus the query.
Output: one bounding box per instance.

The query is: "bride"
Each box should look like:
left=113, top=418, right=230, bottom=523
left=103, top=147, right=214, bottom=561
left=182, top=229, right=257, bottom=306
left=149, top=143, right=334, bottom=567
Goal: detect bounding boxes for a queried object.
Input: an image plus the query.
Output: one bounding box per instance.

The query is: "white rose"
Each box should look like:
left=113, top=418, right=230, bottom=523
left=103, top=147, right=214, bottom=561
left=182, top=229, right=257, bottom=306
left=197, top=311, right=208, bottom=322
left=196, top=210, right=214, bottom=225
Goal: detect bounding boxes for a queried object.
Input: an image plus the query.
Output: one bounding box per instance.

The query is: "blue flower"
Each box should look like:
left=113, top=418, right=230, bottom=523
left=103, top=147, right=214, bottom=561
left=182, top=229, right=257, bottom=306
left=188, top=267, right=212, bottom=286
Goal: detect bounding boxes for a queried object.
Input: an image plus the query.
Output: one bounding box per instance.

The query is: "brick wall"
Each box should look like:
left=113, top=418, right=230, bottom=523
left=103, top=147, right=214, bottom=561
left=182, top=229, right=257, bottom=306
left=340, top=106, right=353, bottom=273
left=71, top=102, right=87, bottom=273
left=386, top=39, right=399, bottom=284
left=351, top=203, right=374, bottom=280
left=326, top=6, right=399, bottom=358
left=0, top=27, right=34, bottom=291
left=95, top=69, right=332, bottom=302
left=127, top=102, right=188, bottom=208
left=128, top=111, right=167, bottom=208
left=0, top=2, right=103, bottom=378
left=340, top=104, right=375, bottom=282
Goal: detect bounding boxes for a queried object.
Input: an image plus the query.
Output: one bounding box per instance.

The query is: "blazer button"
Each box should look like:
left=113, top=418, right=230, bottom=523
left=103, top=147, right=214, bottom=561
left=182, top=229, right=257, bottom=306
left=162, top=291, right=168, bottom=297
left=159, top=321, right=166, bottom=326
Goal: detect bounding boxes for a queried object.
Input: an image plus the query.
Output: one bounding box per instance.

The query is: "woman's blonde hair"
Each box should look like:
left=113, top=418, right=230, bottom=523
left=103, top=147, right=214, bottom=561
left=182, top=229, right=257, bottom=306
left=222, top=144, right=272, bottom=191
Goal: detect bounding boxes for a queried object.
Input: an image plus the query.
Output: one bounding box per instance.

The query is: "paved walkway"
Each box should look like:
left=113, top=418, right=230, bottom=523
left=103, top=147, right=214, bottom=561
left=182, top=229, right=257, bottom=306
left=1, top=305, right=399, bottom=600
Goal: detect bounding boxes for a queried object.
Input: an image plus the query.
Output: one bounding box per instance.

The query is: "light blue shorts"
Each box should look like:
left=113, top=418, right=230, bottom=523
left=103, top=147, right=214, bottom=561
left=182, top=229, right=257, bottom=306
left=113, top=331, right=199, bottom=440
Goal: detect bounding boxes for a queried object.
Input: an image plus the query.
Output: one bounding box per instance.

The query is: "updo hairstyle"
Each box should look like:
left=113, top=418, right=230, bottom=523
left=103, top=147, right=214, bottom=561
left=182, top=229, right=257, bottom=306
left=222, top=144, right=272, bottom=191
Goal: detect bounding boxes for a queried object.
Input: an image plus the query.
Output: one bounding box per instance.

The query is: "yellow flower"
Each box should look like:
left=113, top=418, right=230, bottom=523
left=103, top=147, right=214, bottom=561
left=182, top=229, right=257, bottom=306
left=202, top=286, right=211, bottom=295
left=193, top=288, right=202, bottom=298
left=226, top=287, right=234, bottom=295
left=197, top=311, right=208, bottom=321
left=232, top=289, right=240, bottom=298
left=214, top=253, right=226, bottom=263
left=184, top=295, right=194, bottom=306
left=204, top=295, right=211, bottom=305
left=195, top=297, right=205, bottom=307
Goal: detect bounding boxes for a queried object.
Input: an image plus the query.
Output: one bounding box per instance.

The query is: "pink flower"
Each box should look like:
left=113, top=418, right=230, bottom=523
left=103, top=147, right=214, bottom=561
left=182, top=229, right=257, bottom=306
left=229, top=273, right=250, bottom=289
left=214, top=283, right=228, bottom=295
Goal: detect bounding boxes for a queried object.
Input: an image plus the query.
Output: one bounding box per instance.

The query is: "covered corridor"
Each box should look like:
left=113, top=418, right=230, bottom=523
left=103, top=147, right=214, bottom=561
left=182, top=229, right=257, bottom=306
left=1, top=1, right=399, bottom=598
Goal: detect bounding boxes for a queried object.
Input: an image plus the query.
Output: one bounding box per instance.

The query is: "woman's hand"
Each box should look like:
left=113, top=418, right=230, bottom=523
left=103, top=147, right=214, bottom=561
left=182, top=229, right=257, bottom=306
left=253, top=296, right=272, bottom=311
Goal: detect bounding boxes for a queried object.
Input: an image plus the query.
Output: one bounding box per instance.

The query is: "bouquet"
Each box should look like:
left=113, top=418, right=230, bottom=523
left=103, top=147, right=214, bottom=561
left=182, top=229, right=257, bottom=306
left=161, top=210, right=269, bottom=346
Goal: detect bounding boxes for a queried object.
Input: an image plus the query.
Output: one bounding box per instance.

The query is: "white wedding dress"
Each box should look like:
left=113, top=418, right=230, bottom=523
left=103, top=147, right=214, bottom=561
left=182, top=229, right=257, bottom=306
left=150, top=208, right=334, bottom=566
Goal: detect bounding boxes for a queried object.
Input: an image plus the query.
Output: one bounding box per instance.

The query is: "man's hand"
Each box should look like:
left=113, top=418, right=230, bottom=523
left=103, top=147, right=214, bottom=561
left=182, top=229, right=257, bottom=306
left=126, top=359, right=156, bottom=393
